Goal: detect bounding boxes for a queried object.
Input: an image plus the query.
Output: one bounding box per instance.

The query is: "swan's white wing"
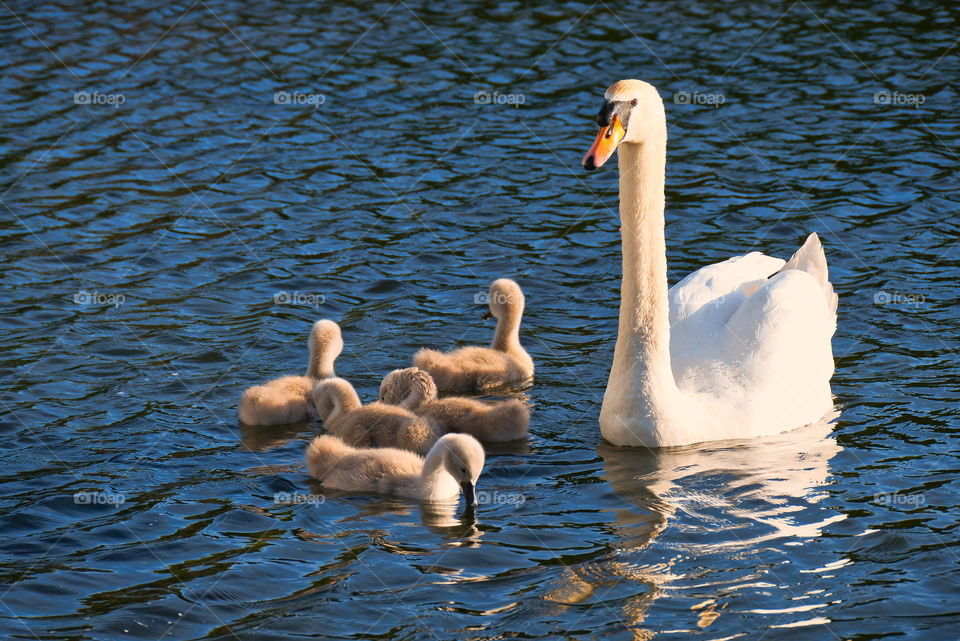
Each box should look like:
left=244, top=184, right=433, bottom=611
left=669, top=252, right=785, bottom=326
left=670, top=234, right=837, bottom=437
left=721, top=268, right=836, bottom=431
left=670, top=234, right=837, bottom=393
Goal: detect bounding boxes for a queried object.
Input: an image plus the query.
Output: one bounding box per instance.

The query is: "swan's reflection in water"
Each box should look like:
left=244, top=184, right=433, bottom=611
left=543, top=419, right=843, bottom=637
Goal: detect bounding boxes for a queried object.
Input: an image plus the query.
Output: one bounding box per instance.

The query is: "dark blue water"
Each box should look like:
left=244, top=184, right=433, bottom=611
left=1, top=1, right=958, bottom=639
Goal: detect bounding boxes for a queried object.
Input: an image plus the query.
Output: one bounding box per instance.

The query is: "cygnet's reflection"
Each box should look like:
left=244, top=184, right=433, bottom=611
left=304, top=480, right=482, bottom=538
left=238, top=419, right=314, bottom=452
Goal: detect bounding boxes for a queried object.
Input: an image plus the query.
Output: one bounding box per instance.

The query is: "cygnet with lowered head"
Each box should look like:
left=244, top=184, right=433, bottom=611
left=312, top=377, right=439, bottom=455
left=238, top=319, right=343, bottom=425
left=380, top=367, right=529, bottom=442
left=306, top=432, right=485, bottom=504
left=414, top=278, right=534, bottom=391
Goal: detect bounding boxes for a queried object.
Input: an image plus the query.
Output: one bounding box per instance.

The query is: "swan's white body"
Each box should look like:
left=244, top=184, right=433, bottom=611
left=587, top=80, right=837, bottom=448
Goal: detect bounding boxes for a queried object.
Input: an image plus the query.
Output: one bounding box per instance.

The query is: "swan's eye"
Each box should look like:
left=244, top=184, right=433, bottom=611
left=460, top=468, right=467, bottom=475
left=631, top=98, right=638, bottom=106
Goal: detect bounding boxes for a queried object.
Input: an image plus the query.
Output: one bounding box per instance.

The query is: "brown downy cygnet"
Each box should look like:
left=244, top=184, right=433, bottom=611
left=238, top=319, right=343, bottom=426
left=413, top=278, right=534, bottom=391
left=306, top=432, right=485, bottom=505
left=312, top=377, right=438, bottom=455
left=380, top=367, right=529, bottom=442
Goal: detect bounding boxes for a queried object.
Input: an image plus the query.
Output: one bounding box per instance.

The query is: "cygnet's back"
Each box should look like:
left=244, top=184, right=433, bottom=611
left=313, top=378, right=439, bottom=455
left=306, top=435, right=423, bottom=497
left=380, top=367, right=529, bottom=442
left=238, top=319, right=344, bottom=425
left=305, top=432, right=485, bottom=503
left=413, top=279, right=533, bottom=391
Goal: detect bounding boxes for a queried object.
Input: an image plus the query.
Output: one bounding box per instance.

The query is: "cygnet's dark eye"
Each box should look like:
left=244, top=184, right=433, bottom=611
left=461, top=468, right=467, bottom=475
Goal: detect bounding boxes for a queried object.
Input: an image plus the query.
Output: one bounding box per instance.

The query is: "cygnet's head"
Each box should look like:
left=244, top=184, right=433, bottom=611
left=309, top=320, right=344, bottom=375
left=482, top=278, right=525, bottom=322
left=310, top=378, right=357, bottom=420
left=379, top=367, right=438, bottom=409
left=437, top=433, right=485, bottom=507
left=582, top=79, right=665, bottom=171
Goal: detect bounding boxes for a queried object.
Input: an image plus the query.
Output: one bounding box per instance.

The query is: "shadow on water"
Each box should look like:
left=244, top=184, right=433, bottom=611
left=238, top=420, right=317, bottom=452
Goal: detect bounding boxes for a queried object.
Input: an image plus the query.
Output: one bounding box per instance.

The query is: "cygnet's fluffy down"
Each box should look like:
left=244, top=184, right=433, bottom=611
left=414, top=279, right=534, bottom=391
left=238, top=319, right=343, bottom=426
left=312, top=377, right=439, bottom=455
left=305, top=432, right=485, bottom=504
left=379, top=367, right=528, bottom=442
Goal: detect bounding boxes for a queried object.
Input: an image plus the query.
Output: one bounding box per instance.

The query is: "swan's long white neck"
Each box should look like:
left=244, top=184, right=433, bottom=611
left=617, top=138, right=671, bottom=375
left=602, top=130, right=682, bottom=440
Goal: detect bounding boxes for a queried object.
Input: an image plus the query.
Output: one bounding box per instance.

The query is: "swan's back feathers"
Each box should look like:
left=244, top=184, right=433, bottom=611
left=669, top=252, right=785, bottom=325
left=417, top=397, right=529, bottom=442
left=306, top=435, right=422, bottom=496
left=238, top=375, right=315, bottom=425
left=324, top=403, right=438, bottom=455
left=415, top=346, right=529, bottom=391
left=779, top=232, right=838, bottom=318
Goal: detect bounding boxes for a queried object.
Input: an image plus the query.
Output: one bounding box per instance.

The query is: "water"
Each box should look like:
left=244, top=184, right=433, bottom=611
left=1, top=0, right=958, bottom=639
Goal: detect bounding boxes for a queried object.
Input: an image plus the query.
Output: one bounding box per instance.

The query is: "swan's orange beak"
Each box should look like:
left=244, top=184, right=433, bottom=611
left=582, top=114, right=625, bottom=171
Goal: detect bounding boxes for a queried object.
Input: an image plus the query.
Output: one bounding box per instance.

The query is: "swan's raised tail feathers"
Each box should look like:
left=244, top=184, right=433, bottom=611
left=781, top=233, right=838, bottom=317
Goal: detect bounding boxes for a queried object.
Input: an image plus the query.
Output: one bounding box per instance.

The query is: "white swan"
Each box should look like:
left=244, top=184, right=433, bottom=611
left=582, top=80, right=837, bottom=448
left=413, top=278, right=534, bottom=391
left=238, top=319, right=343, bottom=426
left=306, top=432, right=485, bottom=505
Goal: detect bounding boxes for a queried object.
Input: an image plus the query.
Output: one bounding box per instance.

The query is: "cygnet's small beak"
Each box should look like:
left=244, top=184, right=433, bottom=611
left=461, top=481, right=477, bottom=507
left=582, top=114, right=625, bottom=171
left=481, top=310, right=493, bottom=321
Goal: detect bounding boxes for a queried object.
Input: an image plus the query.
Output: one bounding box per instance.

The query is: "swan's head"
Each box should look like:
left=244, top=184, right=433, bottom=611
left=482, top=278, right=525, bottom=322
left=582, top=79, right=665, bottom=171
left=379, top=367, right=438, bottom=408
left=310, top=319, right=344, bottom=364
left=311, top=378, right=357, bottom=420
left=437, top=433, right=485, bottom=507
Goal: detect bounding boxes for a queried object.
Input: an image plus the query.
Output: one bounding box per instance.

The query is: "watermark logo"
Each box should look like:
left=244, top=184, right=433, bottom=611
left=874, top=491, right=925, bottom=507
left=74, top=90, right=125, bottom=109
left=474, top=90, right=525, bottom=108
left=74, top=290, right=125, bottom=308
left=673, top=90, right=725, bottom=108
left=274, top=491, right=324, bottom=506
left=476, top=490, right=525, bottom=507
left=273, top=291, right=325, bottom=308
left=273, top=91, right=326, bottom=108
left=873, top=90, right=925, bottom=108
left=873, top=290, right=925, bottom=308
left=74, top=491, right=125, bottom=506
left=473, top=290, right=515, bottom=306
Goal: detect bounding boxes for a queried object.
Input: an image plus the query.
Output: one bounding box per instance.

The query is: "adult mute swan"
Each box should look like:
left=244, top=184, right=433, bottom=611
left=582, top=80, right=837, bottom=448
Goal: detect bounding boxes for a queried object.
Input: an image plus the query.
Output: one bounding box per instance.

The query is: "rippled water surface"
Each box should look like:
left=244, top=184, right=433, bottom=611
left=2, top=1, right=959, bottom=639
